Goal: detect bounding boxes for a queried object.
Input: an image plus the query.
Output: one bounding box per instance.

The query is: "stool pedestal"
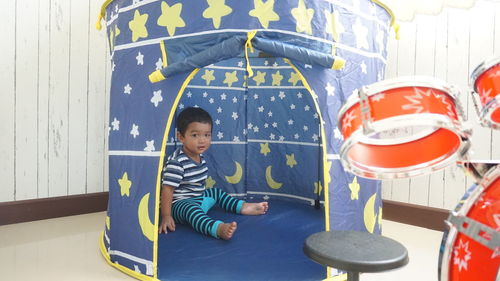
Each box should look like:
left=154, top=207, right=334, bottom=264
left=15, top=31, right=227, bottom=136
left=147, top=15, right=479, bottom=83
left=303, top=230, right=409, bottom=280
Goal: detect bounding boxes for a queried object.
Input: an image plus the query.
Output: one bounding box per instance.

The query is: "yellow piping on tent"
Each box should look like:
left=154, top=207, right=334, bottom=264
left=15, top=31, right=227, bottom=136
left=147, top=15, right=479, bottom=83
left=160, top=40, right=168, bottom=68
left=96, top=0, right=114, bottom=30
left=99, top=232, right=160, bottom=281
left=244, top=30, right=257, bottom=77
left=152, top=68, right=201, bottom=279
left=284, top=59, right=331, bottom=279
left=371, top=0, right=400, bottom=40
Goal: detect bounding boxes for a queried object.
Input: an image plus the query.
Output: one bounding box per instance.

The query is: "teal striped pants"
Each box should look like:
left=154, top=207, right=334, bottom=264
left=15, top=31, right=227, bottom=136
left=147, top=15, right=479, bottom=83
left=171, top=188, right=244, bottom=239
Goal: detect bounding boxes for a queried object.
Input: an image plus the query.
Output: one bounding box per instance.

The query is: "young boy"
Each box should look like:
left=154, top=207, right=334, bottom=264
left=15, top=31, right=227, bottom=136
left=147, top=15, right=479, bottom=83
left=159, top=107, right=268, bottom=240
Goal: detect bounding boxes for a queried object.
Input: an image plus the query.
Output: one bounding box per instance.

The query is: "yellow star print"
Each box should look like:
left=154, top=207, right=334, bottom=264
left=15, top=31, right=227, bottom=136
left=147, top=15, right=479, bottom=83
left=129, top=10, right=149, bottom=42
left=253, top=71, right=266, bottom=86
left=324, top=160, right=332, bottom=186
left=260, top=142, right=271, bottom=156
left=324, top=10, right=339, bottom=41
left=157, top=2, right=185, bottom=36
left=286, top=153, right=297, bottom=168
left=115, top=25, right=121, bottom=37
left=201, top=69, right=216, bottom=85
left=206, top=176, right=216, bottom=188
left=288, top=72, right=301, bottom=86
left=291, top=0, right=314, bottom=35
left=314, top=181, right=323, bottom=195
left=223, top=71, right=238, bottom=87
left=203, top=0, right=232, bottom=29
left=118, top=172, right=132, bottom=197
left=348, top=176, right=360, bottom=200
left=249, top=0, right=280, bottom=29
left=271, top=71, right=284, bottom=86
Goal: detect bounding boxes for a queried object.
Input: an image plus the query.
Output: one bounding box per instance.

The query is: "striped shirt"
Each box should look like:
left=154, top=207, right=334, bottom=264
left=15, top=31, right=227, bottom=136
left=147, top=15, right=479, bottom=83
left=162, top=147, right=208, bottom=203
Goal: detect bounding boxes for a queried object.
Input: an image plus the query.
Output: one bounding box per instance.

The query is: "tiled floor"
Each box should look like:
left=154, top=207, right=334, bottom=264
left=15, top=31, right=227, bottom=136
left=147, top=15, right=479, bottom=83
left=0, top=212, right=443, bottom=281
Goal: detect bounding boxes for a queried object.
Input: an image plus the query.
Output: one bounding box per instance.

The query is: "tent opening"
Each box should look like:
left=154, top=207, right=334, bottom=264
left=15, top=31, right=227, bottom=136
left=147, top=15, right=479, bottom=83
left=157, top=55, right=327, bottom=281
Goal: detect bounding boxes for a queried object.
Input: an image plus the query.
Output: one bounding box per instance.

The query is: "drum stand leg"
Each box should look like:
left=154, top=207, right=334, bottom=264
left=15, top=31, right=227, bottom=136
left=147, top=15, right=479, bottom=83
left=347, top=272, right=360, bottom=281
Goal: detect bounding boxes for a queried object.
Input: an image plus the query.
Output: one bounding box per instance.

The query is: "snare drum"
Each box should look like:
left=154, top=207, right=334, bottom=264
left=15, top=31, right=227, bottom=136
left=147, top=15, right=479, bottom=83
left=338, top=76, right=471, bottom=179
left=470, top=57, right=500, bottom=129
left=439, top=163, right=500, bottom=281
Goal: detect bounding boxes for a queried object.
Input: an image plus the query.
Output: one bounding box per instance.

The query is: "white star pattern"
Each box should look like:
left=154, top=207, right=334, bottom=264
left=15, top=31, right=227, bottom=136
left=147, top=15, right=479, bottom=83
left=258, top=106, right=264, bottom=112
left=111, top=118, right=120, bottom=130
left=273, top=62, right=278, bottom=67
left=136, top=52, right=144, bottom=65
left=221, top=93, right=227, bottom=100
left=288, top=119, right=294, bottom=125
left=144, top=140, right=155, bottom=152
left=303, top=125, right=309, bottom=131
left=304, top=64, right=312, bottom=69
left=352, top=17, right=369, bottom=50
left=232, top=97, right=238, bottom=103
left=203, top=92, right=208, bottom=98
left=217, top=107, right=222, bottom=113
left=297, top=92, right=303, bottom=98
left=238, top=61, right=244, bottom=67
left=334, top=127, right=343, bottom=140
left=290, top=104, right=296, bottom=110
left=453, top=239, right=472, bottom=272
left=253, top=126, right=259, bottom=133
left=215, top=119, right=221, bottom=125
left=130, top=124, right=139, bottom=138
left=278, top=91, right=286, bottom=99
left=112, top=62, right=116, bottom=72
left=151, top=90, right=163, bottom=107
left=233, top=136, right=240, bottom=142
left=294, top=133, right=299, bottom=139
left=304, top=105, right=310, bottom=111
left=268, top=111, right=273, bottom=117
left=264, top=60, right=269, bottom=66
left=272, top=122, right=278, bottom=128
left=402, top=88, right=456, bottom=119
left=313, top=113, right=319, bottom=119
left=209, top=98, right=214, bottom=104
left=232, top=112, right=239, bottom=120
left=124, top=84, right=132, bottom=94
left=264, top=123, right=269, bottom=128
left=254, top=94, right=259, bottom=99
left=325, top=82, right=335, bottom=96
left=270, top=96, right=276, bottom=102
left=371, top=93, right=385, bottom=102
left=342, top=111, right=356, bottom=129
left=360, top=61, right=367, bottom=74
left=279, top=136, right=285, bottom=141
left=155, top=58, right=163, bottom=70
left=312, top=134, right=319, bottom=141
left=217, top=131, right=224, bottom=139
left=178, top=103, right=185, bottom=109
left=187, top=92, right=192, bottom=98
left=248, top=123, right=254, bottom=129
left=270, top=133, right=276, bottom=140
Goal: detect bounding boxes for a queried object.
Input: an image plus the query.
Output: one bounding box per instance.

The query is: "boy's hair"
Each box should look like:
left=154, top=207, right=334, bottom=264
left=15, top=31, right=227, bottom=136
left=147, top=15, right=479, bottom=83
left=176, top=107, right=213, bottom=136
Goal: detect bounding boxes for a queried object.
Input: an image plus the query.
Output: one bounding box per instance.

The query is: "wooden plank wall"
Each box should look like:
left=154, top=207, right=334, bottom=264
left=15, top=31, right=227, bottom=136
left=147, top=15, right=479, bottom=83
left=382, top=1, right=500, bottom=210
left=0, top=0, right=110, bottom=202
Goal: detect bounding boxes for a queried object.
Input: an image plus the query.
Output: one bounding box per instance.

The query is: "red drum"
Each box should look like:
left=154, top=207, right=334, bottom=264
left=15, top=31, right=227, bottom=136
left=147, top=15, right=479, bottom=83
left=470, top=57, right=500, bottom=129
left=338, top=76, right=471, bottom=179
left=439, top=163, right=500, bottom=281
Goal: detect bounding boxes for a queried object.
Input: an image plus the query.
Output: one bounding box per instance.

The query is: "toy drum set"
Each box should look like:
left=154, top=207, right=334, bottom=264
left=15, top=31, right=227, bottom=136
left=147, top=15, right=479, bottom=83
left=337, top=57, right=500, bottom=280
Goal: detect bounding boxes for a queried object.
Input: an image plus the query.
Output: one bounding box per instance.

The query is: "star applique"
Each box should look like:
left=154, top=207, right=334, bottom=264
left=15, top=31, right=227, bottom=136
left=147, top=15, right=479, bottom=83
left=201, top=69, right=216, bottom=85
left=291, top=0, right=314, bottom=35
left=288, top=72, right=301, bottom=86
left=136, top=52, right=144, bottom=65
left=271, top=71, right=283, bottom=86
left=129, top=10, right=149, bottom=42
left=324, top=9, right=344, bottom=41
left=203, top=0, right=232, bottom=29
left=124, top=84, right=132, bottom=94
left=348, top=176, right=360, bottom=200
left=111, top=118, right=120, bottom=131
left=249, top=0, right=280, bottom=29
left=453, top=239, right=472, bottom=272
left=130, top=124, right=139, bottom=138
left=260, top=142, right=271, bottom=156
left=151, top=90, right=163, bottom=107
left=325, top=82, right=335, bottom=96
left=118, top=172, right=132, bottom=197
left=206, top=176, right=216, bottom=188
left=253, top=71, right=266, bottom=86
left=223, top=71, right=238, bottom=87
left=144, top=140, right=155, bottom=152
left=157, top=2, right=185, bottom=36
left=286, top=153, right=297, bottom=168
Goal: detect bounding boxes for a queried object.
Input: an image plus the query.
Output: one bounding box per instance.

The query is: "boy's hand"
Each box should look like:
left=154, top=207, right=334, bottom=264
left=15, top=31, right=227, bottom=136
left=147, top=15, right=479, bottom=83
left=159, top=215, right=176, bottom=234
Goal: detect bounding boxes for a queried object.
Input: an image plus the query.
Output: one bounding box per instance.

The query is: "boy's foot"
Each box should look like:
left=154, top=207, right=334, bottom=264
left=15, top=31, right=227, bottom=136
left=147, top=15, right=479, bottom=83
left=217, top=222, right=237, bottom=240
left=241, top=202, right=269, bottom=215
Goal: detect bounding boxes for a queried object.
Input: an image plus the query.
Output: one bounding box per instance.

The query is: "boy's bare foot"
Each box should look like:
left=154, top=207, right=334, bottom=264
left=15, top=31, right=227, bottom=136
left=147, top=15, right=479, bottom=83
left=217, top=222, right=237, bottom=240
left=241, top=202, right=269, bottom=215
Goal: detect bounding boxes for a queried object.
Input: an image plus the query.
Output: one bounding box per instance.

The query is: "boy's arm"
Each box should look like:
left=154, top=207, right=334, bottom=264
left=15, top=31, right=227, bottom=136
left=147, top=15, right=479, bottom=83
left=159, top=185, right=176, bottom=233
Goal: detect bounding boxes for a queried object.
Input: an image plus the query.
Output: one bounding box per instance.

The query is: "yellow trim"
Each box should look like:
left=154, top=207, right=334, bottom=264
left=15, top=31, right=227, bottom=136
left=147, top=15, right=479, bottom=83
left=99, top=231, right=160, bottom=281
left=284, top=59, right=331, bottom=279
left=371, top=0, right=400, bottom=40
left=323, top=273, right=348, bottom=281
left=96, top=0, right=114, bottom=30
left=152, top=68, right=201, bottom=279
left=244, top=30, right=257, bottom=77
left=331, top=57, right=345, bottom=70
left=160, top=41, right=168, bottom=68
left=149, top=70, right=166, bottom=83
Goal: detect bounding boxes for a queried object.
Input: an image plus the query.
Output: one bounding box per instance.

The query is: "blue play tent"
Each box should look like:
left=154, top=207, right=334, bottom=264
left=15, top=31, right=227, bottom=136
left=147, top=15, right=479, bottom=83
left=97, top=0, right=395, bottom=280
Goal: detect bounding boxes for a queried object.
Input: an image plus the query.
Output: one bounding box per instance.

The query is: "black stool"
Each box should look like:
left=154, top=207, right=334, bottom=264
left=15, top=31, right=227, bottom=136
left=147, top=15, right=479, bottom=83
left=303, top=230, right=409, bottom=281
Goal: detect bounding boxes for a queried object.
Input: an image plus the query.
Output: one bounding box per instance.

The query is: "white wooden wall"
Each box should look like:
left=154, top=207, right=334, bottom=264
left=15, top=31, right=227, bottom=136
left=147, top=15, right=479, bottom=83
left=382, top=1, right=500, bottom=209
left=0, top=0, right=110, bottom=202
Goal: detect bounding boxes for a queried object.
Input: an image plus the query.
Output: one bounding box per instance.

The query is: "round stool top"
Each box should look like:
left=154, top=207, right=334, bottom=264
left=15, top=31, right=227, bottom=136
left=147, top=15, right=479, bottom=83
left=303, top=230, right=409, bottom=273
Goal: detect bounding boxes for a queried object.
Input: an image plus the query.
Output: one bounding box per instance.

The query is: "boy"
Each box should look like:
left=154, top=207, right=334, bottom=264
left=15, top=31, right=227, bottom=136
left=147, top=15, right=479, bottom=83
left=159, top=107, right=268, bottom=240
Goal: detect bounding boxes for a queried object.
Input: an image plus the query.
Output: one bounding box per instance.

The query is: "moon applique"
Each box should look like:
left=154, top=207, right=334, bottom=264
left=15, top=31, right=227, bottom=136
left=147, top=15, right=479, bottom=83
left=265, top=166, right=283, bottom=189
left=138, top=193, right=155, bottom=242
left=363, top=193, right=378, bottom=233
left=225, top=161, right=243, bottom=184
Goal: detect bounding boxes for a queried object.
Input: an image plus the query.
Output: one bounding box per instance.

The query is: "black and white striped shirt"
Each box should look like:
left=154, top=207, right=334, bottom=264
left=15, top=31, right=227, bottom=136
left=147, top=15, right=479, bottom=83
left=162, top=147, right=208, bottom=203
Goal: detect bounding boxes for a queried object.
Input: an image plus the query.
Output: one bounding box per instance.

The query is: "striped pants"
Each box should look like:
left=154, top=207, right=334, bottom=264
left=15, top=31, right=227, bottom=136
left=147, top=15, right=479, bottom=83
left=172, top=188, right=245, bottom=239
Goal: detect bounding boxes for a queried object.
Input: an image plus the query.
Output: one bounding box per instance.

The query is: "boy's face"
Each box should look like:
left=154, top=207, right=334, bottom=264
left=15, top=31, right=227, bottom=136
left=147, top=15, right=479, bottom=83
left=177, top=122, right=212, bottom=159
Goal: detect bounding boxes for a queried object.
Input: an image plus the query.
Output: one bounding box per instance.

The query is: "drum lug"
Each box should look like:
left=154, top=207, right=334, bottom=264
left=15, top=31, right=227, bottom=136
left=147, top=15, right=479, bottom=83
left=357, top=87, right=374, bottom=135
left=470, top=90, right=483, bottom=120
left=447, top=212, right=500, bottom=251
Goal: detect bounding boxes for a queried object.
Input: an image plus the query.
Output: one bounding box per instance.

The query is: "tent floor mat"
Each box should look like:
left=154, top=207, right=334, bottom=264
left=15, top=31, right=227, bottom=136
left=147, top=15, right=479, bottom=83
left=157, top=199, right=326, bottom=281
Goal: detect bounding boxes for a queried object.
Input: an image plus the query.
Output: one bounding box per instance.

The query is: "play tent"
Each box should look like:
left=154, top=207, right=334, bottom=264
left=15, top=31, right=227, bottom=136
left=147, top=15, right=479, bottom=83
left=97, top=0, right=395, bottom=280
